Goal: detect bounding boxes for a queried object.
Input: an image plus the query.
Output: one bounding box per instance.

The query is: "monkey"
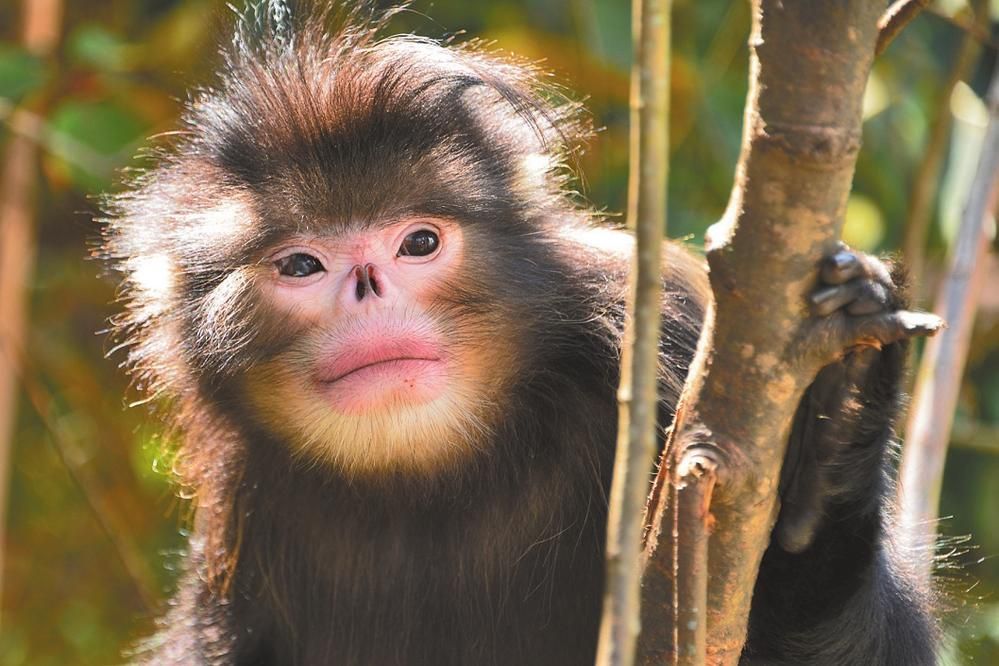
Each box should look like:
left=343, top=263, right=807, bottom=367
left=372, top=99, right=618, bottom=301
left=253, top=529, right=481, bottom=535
left=100, top=3, right=939, bottom=665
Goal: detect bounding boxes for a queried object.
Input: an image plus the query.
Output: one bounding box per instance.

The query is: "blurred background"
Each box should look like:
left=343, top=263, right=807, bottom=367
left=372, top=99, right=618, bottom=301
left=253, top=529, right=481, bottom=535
left=0, top=0, right=996, bottom=663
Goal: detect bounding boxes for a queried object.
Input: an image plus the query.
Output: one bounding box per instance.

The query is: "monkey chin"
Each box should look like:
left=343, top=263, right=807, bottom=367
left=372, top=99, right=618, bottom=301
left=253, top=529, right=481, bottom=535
left=245, top=359, right=498, bottom=478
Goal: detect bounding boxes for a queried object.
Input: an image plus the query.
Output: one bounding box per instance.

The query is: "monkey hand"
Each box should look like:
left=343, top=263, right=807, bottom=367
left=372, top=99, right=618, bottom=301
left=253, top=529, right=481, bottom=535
left=774, top=246, right=941, bottom=554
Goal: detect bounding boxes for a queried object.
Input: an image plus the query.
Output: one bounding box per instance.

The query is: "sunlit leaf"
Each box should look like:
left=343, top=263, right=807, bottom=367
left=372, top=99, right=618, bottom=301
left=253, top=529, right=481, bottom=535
left=862, top=70, right=889, bottom=120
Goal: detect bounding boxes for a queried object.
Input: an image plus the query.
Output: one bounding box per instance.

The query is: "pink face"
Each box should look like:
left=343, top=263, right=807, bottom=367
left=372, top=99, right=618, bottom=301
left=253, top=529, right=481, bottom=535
left=245, top=216, right=513, bottom=474
left=263, top=218, right=463, bottom=415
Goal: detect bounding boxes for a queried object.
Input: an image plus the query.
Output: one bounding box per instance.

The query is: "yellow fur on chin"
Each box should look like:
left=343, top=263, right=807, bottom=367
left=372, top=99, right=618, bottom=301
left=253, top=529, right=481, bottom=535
left=244, top=347, right=512, bottom=477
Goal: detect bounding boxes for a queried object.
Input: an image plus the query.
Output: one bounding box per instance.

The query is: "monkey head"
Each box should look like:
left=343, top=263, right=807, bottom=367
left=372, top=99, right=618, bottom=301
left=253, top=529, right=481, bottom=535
left=102, top=13, right=591, bottom=480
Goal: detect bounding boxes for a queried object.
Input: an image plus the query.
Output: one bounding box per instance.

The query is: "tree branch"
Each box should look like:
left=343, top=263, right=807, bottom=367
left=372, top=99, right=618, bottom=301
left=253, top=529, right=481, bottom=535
left=596, top=1, right=671, bottom=665
left=637, top=2, right=912, bottom=663
left=674, top=449, right=717, bottom=665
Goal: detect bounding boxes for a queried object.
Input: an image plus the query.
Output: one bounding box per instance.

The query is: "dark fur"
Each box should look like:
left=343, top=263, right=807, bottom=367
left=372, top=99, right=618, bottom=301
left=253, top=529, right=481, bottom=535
left=102, top=4, right=937, bottom=664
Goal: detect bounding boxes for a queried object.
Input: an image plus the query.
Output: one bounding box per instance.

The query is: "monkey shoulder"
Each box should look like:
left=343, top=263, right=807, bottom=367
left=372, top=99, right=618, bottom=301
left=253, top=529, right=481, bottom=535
left=557, top=224, right=707, bottom=412
left=557, top=224, right=709, bottom=308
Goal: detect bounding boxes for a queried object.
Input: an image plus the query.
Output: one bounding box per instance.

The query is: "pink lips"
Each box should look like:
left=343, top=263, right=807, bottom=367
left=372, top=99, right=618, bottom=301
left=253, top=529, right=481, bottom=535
left=318, top=337, right=442, bottom=385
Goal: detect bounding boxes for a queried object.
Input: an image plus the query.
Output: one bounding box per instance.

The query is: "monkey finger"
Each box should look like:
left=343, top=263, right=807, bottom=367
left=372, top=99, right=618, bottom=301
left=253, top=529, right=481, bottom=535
left=855, top=252, right=894, bottom=287
left=819, top=250, right=864, bottom=285
left=845, top=281, right=890, bottom=315
left=820, top=248, right=894, bottom=289
left=810, top=281, right=864, bottom=316
left=847, top=310, right=945, bottom=347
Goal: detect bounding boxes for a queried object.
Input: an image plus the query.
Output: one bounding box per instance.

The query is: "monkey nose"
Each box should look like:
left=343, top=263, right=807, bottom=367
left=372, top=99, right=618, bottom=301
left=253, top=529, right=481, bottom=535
left=352, top=263, right=383, bottom=301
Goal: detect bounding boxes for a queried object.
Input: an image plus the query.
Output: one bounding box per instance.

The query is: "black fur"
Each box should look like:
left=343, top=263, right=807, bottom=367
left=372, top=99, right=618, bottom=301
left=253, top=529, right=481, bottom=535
left=101, top=4, right=937, bottom=664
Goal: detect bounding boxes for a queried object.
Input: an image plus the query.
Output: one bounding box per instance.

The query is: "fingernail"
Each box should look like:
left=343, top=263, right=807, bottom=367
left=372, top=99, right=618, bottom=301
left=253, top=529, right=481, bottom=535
left=830, top=251, right=857, bottom=270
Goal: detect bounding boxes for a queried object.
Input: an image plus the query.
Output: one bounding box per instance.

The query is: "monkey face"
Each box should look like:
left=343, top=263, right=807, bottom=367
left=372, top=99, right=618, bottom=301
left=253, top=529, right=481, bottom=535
left=240, top=216, right=515, bottom=477
left=104, top=31, right=590, bottom=481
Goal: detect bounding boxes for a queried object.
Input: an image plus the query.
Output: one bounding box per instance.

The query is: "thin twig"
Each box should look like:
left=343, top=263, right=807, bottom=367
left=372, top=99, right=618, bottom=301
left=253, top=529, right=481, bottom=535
left=596, top=1, right=671, bottom=665
left=876, top=0, right=931, bottom=56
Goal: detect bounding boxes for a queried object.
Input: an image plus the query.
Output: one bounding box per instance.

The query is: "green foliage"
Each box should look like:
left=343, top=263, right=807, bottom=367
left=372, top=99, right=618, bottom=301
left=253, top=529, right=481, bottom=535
left=0, top=46, right=47, bottom=100
left=67, top=24, right=135, bottom=72
left=48, top=99, right=148, bottom=190
left=0, top=1, right=996, bottom=664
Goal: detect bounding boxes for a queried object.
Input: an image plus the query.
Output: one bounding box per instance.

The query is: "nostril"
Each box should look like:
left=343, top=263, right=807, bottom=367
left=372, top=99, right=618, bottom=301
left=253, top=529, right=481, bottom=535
left=365, top=264, right=382, bottom=298
left=352, top=264, right=382, bottom=301
left=354, top=265, right=367, bottom=301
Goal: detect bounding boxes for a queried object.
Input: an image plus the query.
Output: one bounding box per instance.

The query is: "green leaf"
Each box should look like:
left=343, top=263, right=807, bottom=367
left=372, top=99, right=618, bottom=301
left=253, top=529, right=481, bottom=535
left=0, top=45, right=47, bottom=101
left=48, top=99, right=147, bottom=190
left=67, top=25, right=133, bottom=72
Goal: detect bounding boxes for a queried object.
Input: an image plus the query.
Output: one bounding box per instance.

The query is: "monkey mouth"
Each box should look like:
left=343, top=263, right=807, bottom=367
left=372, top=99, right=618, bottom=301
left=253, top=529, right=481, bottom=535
left=323, top=356, right=442, bottom=384
left=316, top=338, right=445, bottom=387
left=316, top=344, right=447, bottom=414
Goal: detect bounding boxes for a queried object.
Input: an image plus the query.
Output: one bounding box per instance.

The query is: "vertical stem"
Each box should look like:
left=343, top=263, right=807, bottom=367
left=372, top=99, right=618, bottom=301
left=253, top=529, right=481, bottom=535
left=899, top=63, right=999, bottom=578
left=596, top=1, right=671, bottom=665
left=674, top=453, right=717, bottom=666
left=901, top=0, right=986, bottom=287
left=0, top=0, right=63, bottom=625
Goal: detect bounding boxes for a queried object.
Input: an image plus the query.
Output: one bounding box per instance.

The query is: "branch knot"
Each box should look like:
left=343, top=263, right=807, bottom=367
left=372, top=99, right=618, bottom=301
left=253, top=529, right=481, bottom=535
left=755, top=122, right=862, bottom=167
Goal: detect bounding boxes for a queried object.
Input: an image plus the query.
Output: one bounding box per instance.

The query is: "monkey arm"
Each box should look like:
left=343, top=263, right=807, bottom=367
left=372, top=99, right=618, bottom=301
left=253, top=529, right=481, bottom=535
left=741, top=251, right=939, bottom=664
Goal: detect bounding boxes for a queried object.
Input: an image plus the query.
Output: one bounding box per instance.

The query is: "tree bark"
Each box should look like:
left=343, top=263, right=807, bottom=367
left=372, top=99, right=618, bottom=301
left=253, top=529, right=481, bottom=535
left=636, top=2, right=933, bottom=663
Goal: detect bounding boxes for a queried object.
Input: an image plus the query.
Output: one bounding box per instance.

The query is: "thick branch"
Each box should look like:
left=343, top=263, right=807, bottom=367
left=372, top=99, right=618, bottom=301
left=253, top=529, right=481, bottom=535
left=596, top=1, right=671, bottom=665
left=899, top=63, right=999, bottom=576
left=639, top=2, right=889, bottom=663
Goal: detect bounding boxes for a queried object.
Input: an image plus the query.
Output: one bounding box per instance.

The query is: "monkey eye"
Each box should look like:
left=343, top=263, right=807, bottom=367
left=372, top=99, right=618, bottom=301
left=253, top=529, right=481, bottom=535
left=398, top=229, right=440, bottom=258
left=275, top=253, right=325, bottom=277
